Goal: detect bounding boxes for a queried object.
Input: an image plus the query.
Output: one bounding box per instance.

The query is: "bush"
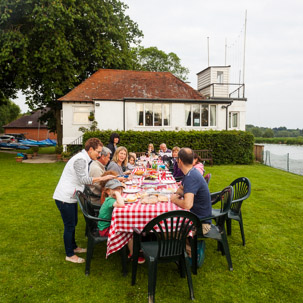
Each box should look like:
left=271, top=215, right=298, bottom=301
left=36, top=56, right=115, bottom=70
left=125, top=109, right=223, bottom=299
left=83, top=130, right=254, bottom=165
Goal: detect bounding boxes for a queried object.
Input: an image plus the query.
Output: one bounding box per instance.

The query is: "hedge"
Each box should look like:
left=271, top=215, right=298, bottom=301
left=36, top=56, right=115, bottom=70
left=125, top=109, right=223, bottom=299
left=83, top=130, right=254, bottom=165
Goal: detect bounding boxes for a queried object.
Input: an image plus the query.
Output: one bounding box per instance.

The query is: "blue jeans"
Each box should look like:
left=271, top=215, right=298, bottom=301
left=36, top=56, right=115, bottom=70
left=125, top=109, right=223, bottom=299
left=55, top=200, right=78, bottom=257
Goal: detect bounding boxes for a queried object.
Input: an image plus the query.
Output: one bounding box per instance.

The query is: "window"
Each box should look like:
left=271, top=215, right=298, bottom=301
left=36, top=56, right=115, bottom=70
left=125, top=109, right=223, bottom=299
left=185, top=104, right=217, bottom=127
left=136, top=103, right=170, bottom=127
left=73, top=107, right=91, bottom=124
left=229, top=112, right=239, bottom=128
left=217, top=71, right=223, bottom=83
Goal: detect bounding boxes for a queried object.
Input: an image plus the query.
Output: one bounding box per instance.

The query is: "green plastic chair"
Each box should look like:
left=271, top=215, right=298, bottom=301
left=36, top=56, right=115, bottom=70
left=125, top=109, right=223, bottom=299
left=131, top=210, right=201, bottom=303
left=211, top=177, right=251, bottom=246
left=199, top=186, right=234, bottom=271
left=75, top=191, right=128, bottom=276
left=227, top=177, right=251, bottom=246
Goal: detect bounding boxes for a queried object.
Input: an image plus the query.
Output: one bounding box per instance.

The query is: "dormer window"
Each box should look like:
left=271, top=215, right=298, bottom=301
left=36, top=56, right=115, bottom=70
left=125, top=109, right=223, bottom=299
left=28, top=121, right=33, bottom=125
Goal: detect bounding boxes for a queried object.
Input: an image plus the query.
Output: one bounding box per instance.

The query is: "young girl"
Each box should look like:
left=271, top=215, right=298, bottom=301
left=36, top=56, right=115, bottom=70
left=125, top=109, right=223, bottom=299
left=98, top=179, right=125, bottom=237
left=127, top=152, right=136, bottom=170
left=193, top=153, right=205, bottom=176
left=98, top=179, right=145, bottom=263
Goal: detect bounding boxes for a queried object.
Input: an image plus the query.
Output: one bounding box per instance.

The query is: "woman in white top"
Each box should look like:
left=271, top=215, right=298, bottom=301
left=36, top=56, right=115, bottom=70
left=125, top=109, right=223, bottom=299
left=53, top=138, right=115, bottom=264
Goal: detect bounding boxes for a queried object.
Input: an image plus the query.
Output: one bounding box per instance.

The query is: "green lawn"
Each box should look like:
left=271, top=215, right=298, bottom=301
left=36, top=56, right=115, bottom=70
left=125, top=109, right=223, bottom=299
left=0, top=152, right=302, bottom=303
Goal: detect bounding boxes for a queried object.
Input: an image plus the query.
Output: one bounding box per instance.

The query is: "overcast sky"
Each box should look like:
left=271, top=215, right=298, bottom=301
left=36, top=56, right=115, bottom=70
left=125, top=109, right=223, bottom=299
left=122, top=0, right=303, bottom=129
left=14, top=0, right=303, bottom=129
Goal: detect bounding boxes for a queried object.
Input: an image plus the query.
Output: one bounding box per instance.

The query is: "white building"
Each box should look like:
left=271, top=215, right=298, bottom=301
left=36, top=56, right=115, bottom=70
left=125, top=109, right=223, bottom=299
left=58, top=68, right=247, bottom=146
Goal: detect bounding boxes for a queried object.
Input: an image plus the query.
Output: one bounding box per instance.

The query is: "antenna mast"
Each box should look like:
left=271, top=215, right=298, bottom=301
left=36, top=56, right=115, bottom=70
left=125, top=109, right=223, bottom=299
left=207, top=37, right=210, bottom=66
left=242, top=10, right=247, bottom=84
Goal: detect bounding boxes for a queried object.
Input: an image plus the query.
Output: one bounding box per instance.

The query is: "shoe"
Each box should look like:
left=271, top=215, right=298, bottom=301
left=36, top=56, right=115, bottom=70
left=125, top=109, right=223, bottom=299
left=128, top=254, right=145, bottom=264
left=197, top=240, right=205, bottom=268
left=66, top=256, right=85, bottom=263
left=74, top=247, right=87, bottom=253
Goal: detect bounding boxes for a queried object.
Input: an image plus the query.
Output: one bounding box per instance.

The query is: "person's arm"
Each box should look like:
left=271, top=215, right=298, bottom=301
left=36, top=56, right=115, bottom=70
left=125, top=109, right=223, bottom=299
left=113, top=191, right=125, bottom=208
left=74, top=158, right=93, bottom=185
left=171, top=192, right=194, bottom=210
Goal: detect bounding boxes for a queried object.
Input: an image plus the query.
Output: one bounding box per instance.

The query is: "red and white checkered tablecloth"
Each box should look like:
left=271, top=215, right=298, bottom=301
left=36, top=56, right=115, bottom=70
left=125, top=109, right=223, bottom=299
left=106, top=201, right=185, bottom=258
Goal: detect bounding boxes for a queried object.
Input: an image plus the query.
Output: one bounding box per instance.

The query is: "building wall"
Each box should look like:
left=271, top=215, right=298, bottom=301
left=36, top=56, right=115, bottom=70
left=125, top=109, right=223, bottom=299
left=5, top=128, right=57, bottom=140
left=198, top=66, right=230, bottom=98
left=62, top=102, right=94, bottom=145
left=62, top=100, right=246, bottom=145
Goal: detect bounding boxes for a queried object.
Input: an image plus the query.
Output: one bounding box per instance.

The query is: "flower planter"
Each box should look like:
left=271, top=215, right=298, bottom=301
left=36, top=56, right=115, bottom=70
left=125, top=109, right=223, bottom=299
left=27, top=154, right=33, bottom=159
left=56, top=154, right=62, bottom=161
left=16, top=157, right=23, bottom=162
left=62, top=158, right=69, bottom=163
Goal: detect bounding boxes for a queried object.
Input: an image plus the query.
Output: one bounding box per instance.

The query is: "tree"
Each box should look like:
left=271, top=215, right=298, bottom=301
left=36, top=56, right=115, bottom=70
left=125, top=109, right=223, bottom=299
left=263, top=129, right=274, bottom=138
left=132, top=46, right=189, bottom=81
left=0, top=0, right=142, bottom=145
left=0, top=100, right=20, bottom=133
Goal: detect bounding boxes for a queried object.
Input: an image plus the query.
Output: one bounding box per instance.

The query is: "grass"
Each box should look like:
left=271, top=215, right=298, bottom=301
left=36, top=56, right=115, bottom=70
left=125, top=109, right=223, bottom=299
left=0, top=152, right=302, bottom=303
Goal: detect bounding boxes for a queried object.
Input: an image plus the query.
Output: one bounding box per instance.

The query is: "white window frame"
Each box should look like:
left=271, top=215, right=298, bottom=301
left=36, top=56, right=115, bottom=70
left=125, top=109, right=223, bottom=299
left=72, top=106, right=91, bottom=125
left=217, top=71, right=224, bottom=83
left=229, top=112, right=239, bottom=129
left=185, top=104, right=217, bottom=127
left=136, top=103, right=171, bottom=127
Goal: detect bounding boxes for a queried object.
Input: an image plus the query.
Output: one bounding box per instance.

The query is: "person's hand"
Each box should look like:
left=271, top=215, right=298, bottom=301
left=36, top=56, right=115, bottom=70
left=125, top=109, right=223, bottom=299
left=170, top=194, right=179, bottom=203
left=100, top=174, right=116, bottom=181
left=117, top=177, right=124, bottom=182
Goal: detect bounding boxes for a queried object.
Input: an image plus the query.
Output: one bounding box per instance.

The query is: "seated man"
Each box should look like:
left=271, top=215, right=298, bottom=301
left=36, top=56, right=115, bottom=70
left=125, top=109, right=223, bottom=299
left=88, top=147, right=111, bottom=205
left=158, top=143, right=172, bottom=161
left=170, top=147, right=211, bottom=266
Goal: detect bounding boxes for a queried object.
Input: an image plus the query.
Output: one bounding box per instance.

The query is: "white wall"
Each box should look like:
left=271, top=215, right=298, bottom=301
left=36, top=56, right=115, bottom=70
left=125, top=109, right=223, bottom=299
left=94, top=101, right=124, bottom=130
left=62, top=102, right=94, bottom=145
left=62, top=100, right=246, bottom=146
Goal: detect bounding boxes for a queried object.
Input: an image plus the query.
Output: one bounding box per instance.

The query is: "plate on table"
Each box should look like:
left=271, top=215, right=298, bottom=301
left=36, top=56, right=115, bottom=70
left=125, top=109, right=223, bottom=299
left=161, top=179, right=176, bottom=184
left=124, top=194, right=139, bottom=203
left=125, top=181, right=133, bottom=185
left=160, top=188, right=176, bottom=194
left=123, top=188, right=140, bottom=194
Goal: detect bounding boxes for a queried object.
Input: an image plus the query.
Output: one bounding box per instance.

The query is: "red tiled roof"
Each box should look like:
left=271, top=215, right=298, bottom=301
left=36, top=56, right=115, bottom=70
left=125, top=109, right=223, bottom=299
left=58, top=69, right=204, bottom=102
left=3, top=109, right=49, bottom=129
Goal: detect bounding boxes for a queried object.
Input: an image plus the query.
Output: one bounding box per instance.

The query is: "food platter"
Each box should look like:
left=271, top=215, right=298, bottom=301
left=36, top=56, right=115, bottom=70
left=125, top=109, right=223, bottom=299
left=161, top=179, right=176, bottom=184
left=123, top=188, right=140, bottom=194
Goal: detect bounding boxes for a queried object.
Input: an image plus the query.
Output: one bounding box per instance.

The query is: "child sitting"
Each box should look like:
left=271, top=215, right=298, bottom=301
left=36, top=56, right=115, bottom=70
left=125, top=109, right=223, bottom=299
left=126, top=152, right=136, bottom=170
left=97, top=179, right=145, bottom=263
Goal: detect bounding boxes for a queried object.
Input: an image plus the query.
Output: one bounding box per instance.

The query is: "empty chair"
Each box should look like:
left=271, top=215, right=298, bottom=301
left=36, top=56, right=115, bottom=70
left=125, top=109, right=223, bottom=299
left=131, top=210, right=201, bottom=303
left=227, top=177, right=251, bottom=246
left=199, top=186, right=234, bottom=271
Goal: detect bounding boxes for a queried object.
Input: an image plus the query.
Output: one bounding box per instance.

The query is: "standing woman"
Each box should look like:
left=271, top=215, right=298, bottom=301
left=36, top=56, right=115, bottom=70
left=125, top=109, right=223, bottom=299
left=106, top=132, right=120, bottom=160
left=107, top=146, right=131, bottom=175
left=53, top=138, right=114, bottom=264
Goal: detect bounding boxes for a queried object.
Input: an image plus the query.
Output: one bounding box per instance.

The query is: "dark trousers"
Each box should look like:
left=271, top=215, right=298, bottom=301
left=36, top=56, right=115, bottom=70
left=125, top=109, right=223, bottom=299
left=55, top=200, right=78, bottom=257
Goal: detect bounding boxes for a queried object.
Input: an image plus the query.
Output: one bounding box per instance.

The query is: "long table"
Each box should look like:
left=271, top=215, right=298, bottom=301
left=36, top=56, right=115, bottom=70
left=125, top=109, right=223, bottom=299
left=106, top=169, right=183, bottom=257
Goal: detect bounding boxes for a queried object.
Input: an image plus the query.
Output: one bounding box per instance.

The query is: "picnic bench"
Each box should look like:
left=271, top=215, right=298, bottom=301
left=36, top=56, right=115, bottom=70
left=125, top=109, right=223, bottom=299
left=193, top=149, right=213, bottom=166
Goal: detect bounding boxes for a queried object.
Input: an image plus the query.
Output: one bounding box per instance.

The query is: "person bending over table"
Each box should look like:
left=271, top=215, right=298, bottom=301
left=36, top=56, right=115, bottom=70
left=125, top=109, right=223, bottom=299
left=107, top=146, right=131, bottom=176
left=170, top=147, right=211, bottom=265
left=53, top=138, right=115, bottom=264
left=88, top=146, right=112, bottom=205
left=98, top=179, right=145, bottom=264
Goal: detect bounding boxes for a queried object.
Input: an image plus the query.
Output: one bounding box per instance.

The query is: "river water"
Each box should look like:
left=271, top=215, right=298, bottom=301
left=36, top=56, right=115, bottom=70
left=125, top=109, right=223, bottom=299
left=262, top=144, right=303, bottom=175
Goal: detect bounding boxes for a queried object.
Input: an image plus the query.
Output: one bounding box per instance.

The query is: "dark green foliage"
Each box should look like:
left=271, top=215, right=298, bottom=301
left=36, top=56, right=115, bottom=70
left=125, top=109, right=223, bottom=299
left=0, top=99, right=20, bottom=132
left=83, top=130, right=254, bottom=165
left=255, top=137, right=303, bottom=145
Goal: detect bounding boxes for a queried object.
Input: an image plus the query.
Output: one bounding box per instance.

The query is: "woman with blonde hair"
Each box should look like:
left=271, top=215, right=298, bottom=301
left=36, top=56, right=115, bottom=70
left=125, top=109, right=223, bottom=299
left=107, top=146, right=131, bottom=175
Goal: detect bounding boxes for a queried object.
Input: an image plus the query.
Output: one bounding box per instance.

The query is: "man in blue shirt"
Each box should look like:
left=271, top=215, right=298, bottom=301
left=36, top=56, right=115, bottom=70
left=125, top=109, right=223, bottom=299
left=171, top=147, right=211, bottom=265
